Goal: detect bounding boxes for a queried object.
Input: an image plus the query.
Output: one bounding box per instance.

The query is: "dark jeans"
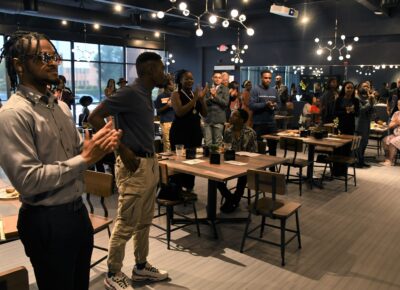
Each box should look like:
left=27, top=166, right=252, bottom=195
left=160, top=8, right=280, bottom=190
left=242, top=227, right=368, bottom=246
left=17, top=199, right=94, bottom=290
left=216, top=176, right=247, bottom=202
left=253, top=123, right=277, bottom=156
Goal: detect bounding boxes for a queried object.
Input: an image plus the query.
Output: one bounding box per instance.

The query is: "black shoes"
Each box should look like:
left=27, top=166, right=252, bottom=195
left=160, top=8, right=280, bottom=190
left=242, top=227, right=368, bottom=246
left=356, top=163, right=371, bottom=168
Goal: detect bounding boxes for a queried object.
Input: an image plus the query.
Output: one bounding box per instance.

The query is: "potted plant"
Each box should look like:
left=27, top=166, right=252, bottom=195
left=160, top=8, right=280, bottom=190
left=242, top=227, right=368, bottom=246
left=209, top=144, right=221, bottom=164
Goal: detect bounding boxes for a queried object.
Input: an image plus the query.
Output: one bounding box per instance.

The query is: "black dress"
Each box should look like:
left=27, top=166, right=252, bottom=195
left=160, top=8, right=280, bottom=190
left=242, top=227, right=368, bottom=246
left=334, top=96, right=360, bottom=135
left=170, top=90, right=203, bottom=149
left=169, top=89, right=204, bottom=190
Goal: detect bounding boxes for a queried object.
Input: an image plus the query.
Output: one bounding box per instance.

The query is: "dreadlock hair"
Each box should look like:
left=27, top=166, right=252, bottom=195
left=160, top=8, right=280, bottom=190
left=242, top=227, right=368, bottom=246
left=0, top=31, right=57, bottom=91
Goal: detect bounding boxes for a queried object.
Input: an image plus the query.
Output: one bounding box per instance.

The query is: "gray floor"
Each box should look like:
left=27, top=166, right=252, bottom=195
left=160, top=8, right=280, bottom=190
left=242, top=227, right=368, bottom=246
left=1, top=149, right=400, bottom=290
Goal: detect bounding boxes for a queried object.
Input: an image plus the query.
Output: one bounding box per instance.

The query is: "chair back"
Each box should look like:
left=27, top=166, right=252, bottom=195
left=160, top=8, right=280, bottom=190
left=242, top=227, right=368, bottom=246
left=373, top=105, right=389, bottom=123
left=279, top=137, right=303, bottom=161
left=247, top=169, right=287, bottom=202
left=0, top=266, right=29, bottom=290
left=350, top=135, right=362, bottom=152
left=84, top=170, right=114, bottom=217
left=159, top=162, right=169, bottom=186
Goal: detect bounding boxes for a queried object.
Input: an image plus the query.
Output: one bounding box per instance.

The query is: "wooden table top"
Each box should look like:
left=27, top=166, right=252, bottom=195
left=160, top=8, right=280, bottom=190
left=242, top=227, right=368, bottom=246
left=262, top=130, right=353, bottom=148
left=159, top=154, right=287, bottom=182
left=0, top=181, right=20, bottom=242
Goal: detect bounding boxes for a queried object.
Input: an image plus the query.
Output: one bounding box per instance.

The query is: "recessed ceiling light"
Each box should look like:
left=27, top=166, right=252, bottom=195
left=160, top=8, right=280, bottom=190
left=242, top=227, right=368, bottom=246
left=61, top=20, right=67, bottom=26
left=114, top=4, right=122, bottom=12
left=93, top=23, right=100, bottom=30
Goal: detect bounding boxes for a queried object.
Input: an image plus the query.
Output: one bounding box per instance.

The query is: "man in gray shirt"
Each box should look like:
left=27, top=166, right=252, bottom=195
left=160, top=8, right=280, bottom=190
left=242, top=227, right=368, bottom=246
left=0, top=31, right=121, bottom=290
left=203, top=71, right=229, bottom=146
left=89, top=52, right=168, bottom=290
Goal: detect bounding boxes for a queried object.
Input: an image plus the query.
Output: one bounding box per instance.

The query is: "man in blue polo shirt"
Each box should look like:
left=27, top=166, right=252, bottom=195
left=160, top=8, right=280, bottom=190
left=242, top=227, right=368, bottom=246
left=249, top=69, right=280, bottom=156
left=89, top=52, right=168, bottom=290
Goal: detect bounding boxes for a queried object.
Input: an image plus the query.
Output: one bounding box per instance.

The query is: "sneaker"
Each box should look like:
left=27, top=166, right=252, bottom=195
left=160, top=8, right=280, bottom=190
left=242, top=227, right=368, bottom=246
left=132, top=263, right=168, bottom=282
left=104, top=272, right=134, bottom=290
left=381, top=160, right=393, bottom=166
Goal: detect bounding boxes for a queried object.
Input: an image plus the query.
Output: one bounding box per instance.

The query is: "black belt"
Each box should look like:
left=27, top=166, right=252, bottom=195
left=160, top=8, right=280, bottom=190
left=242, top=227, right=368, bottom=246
left=135, top=151, right=155, bottom=158
left=21, top=197, right=84, bottom=212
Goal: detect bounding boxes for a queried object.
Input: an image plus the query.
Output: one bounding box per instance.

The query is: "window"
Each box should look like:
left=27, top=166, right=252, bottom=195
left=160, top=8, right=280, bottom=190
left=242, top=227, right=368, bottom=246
left=100, top=45, right=123, bottom=63
left=100, top=63, right=124, bottom=100
left=73, top=42, right=99, bottom=62
left=74, top=62, right=100, bottom=102
left=52, top=40, right=71, bottom=60
left=0, top=35, right=7, bottom=102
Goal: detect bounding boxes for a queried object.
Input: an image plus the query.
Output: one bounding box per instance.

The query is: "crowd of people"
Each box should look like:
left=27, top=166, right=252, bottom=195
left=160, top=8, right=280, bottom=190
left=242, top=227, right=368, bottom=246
left=0, top=30, right=399, bottom=290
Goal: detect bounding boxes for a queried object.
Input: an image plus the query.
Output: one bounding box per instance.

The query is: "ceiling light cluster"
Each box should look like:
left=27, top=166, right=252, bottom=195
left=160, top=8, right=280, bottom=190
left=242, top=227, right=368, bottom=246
left=314, top=10, right=359, bottom=62
left=156, top=0, right=255, bottom=37
left=292, top=66, right=324, bottom=76
left=230, top=29, right=248, bottom=64
left=165, top=53, right=176, bottom=67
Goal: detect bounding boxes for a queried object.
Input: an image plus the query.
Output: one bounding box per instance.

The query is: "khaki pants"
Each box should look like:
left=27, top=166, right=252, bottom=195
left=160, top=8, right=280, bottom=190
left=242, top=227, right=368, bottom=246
left=107, top=156, right=159, bottom=273
left=160, top=122, right=172, bottom=152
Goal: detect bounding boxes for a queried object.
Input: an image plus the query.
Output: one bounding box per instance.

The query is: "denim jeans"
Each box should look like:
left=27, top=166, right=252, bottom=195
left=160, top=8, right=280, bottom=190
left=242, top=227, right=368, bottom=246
left=203, top=123, right=224, bottom=146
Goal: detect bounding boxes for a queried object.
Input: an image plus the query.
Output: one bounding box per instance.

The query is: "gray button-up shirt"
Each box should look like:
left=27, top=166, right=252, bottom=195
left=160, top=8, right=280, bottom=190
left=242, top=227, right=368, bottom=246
left=0, top=85, right=88, bottom=206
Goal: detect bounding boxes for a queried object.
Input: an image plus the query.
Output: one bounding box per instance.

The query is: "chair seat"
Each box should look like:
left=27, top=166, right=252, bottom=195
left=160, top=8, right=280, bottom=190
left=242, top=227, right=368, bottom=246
left=326, top=155, right=357, bottom=165
left=157, top=199, right=183, bottom=206
left=249, top=197, right=301, bottom=218
left=283, top=158, right=309, bottom=167
left=369, top=134, right=384, bottom=140
left=89, top=214, right=113, bottom=234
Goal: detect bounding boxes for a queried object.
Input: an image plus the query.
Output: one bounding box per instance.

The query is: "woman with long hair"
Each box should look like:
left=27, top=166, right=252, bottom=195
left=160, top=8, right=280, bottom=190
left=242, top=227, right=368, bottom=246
left=334, top=81, right=360, bottom=135
left=104, top=78, right=116, bottom=98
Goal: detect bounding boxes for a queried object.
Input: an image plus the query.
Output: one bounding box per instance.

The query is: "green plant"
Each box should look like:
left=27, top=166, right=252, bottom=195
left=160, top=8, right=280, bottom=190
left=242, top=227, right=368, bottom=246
left=209, top=144, right=219, bottom=153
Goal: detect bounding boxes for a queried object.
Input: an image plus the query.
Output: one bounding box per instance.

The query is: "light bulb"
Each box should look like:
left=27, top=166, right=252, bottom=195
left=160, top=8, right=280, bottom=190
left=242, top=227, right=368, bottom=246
left=154, top=31, right=160, bottom=37
left=157, top=11, right=165, bottom=19
left=340, top=35, right=346, bottom=40
left=246, top=28, right=254, bottom=36
left=389, top=65, right=393, bottom=68
left=339, top=55, right=344, bottom=61
left=93, top=23, right=100, bottom=30
left=209, top=15, right=217, bottom=24
left=179, top=2, right=187, bottom=11
left=183, top=9, right=190, bottom=16
left=169, top=53, right=173, bottom=58
left=327, top=40, right=333, bottom=46
left=301, top=16, right=309, bottom=24
left=316, top=49, right=322, bottom=55
left=231, top=44, right=236, bottom=50
left=382, top=64, right=386, bottom=69
left=314, top=37, right=319, bottom=43
left=354, top=36, right=359, bottom=42
left=61, top=20, right=67, bottom=25
left=235, top=58, right=239, bottom=63
left=172, top=59, right=175, bottom=63
left=230, top=51, right=234, bottom=54
left=231, top=58, right=234, bottom=62
left=230, top=9, right=239, bottom=18
left=346, top=54, right=351, bottom=59
left=166, top=61, right=170, bottom=65
left=309, top=67, right=312, bottom=70
left=151, top=13, right=156, bottom=18
left=240, top=59, right=244, bottom=63
left=239, top=14, right=246, bottom=22
left=347, top=45, right=353, bottom=51
left=222, top=20, right=229, bottom=27
left=327, top=55, right=332, bottom=61
left=243, top=44, right=248, bottom=49
left=196, top=27, right=203, bottom=37
left=114, top=4, right=122, bottom=12
left=170, top=0, right=176, bottom=2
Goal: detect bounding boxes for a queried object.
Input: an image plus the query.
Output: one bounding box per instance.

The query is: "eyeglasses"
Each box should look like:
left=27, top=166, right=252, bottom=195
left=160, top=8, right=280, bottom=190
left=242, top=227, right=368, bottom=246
left=26, top=52, right=62, bottom=64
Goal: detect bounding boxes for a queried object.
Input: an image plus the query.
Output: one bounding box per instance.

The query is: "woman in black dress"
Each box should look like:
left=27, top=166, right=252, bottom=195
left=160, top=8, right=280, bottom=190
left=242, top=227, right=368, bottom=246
left=334, top=81, right=360, bottom=135
left=169, top=69, right=207, bottom=191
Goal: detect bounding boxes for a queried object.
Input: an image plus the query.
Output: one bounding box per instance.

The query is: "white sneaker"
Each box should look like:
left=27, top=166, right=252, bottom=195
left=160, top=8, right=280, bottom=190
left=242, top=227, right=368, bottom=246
left=132, top=262, right=168, bottom=281
left=104, top=272, right=134, bottom=290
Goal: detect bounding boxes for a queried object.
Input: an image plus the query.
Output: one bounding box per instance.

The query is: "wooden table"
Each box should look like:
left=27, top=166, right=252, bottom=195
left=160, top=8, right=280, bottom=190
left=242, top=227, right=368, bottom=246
left=262, top=131, right=353, bottom=187
left=0, top=179, right=20, bottom=244
left=159, top=154, right=286, bottom=238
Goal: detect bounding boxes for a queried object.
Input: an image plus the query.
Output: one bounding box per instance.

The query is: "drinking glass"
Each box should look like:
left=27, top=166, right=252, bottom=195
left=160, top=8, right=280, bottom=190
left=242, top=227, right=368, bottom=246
left=175, top=144, right=184, bottom=157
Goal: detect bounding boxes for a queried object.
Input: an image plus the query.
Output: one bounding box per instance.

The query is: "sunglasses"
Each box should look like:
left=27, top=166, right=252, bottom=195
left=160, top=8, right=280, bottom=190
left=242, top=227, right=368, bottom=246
left=26, top=52, right=62, bottom=64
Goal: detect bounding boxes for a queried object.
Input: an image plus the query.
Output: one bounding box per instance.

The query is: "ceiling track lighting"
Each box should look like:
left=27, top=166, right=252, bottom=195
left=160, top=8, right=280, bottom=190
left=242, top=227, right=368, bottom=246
left=157, top=0, right=255, bottom=37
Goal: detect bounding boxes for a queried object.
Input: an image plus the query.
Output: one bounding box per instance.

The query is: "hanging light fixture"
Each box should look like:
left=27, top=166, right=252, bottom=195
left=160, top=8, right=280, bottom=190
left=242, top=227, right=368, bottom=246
left=162, top=33, right=176, bottom=71
left=156, top=0, right=254, bottom=37
left=230, top=28, right=248, bottom=64
left=314, top=1, right=359, bottom=62
left=71, top=23, right=96, bottom=62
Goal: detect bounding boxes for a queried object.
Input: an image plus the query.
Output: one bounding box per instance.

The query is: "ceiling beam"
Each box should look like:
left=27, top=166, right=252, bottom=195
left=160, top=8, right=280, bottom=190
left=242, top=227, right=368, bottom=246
left=0, top=0, right=191, bottom=37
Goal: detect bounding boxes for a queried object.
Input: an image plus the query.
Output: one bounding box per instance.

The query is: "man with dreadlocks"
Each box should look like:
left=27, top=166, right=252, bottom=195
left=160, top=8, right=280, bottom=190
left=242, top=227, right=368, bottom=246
left=0, top=31, right=122, bottom=290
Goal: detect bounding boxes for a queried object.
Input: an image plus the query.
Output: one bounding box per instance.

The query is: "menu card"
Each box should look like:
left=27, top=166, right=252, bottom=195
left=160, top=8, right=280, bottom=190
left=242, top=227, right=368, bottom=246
left=182, top=159, right=205, bottom=165
left=236, top=151, right=260, bottom=157
left=224, top=161, right=247, bottom=166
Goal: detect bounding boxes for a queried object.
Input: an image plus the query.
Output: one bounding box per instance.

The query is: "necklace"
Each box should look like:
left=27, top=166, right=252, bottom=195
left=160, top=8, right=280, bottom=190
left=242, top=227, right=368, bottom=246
left=180, top=89, right=197, bottom=114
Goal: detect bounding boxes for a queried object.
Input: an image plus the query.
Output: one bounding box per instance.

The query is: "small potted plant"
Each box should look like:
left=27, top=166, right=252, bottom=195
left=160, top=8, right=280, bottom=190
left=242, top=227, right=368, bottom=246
left=209, top=144, right=221, bottom=164
left=333, top=117, right=340, bottom=135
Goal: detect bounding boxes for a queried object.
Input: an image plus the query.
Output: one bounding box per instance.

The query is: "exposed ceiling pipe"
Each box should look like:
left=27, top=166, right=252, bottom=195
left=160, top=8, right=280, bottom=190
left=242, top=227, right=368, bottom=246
left=0, top=0, right=190, bottom=37
left=353, top=0, right=390, bottom=16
